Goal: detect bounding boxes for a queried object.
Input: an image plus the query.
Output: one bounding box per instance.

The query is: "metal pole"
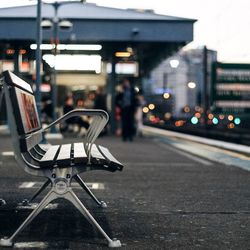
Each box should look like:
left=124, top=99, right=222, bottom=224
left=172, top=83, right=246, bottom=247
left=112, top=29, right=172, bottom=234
left=110, top=52, right=116, bottom=134
left=36, top=0, right=42, bottom=117
left=203, top=45, right=208, bottom=130
left=50, top=2, right=59, bottom=133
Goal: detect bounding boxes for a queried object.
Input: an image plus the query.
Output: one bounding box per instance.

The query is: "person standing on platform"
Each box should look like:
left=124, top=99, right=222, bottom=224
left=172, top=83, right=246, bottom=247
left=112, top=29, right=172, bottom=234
left=116, top=78, right=137, bottom=141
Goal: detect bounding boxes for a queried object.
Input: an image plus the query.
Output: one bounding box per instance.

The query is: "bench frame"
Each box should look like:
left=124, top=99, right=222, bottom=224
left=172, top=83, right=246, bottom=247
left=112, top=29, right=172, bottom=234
left=0, top=72, right=122, bottom=248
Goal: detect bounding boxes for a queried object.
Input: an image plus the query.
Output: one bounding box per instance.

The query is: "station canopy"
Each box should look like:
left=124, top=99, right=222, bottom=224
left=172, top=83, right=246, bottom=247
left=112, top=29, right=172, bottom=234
left=0, top=2, right=195, bottom=76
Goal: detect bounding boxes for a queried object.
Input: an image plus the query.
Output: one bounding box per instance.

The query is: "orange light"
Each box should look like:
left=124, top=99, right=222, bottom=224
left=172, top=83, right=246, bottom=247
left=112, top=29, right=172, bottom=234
left=149, top=115, right=155, bottom=121
left=6, top=49, right=15, bottom=55
left=115, top=52, right=131, bottom=57
left=195, top=112, right=201, bottom=118
left=143, top=107, right=149, bottom=113
left=208, top=114, right=214, bottom=120
left=19, top=49, right=26, bottom=55
left=227, top=123, right=235, bottom=129
left=184, top=106, right=190, bottom=113
left=148, top=104, right=155, bottom=110
left=228, top=115, right=234, bottom=121
left=175, top=120, right=185, bottom=127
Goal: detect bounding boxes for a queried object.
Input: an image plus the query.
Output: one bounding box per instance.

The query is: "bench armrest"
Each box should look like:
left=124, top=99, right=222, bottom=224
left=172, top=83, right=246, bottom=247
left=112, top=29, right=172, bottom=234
left=42, top=109, right=108, bottom=132
left=42, top=109, right=109, bottom=160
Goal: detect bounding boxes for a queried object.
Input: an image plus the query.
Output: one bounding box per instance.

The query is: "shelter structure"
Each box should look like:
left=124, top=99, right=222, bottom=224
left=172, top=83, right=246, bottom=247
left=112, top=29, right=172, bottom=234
left=0, top=2, right=195, bottom=131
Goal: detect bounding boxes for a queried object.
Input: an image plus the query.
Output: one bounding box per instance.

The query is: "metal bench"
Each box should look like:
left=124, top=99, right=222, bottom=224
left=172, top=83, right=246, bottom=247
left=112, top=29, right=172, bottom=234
left=0, top=70, right=123, bottom=248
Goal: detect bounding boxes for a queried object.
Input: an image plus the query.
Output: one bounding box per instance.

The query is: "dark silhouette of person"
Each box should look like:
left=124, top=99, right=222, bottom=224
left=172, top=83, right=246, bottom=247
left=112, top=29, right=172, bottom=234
left=116, top=78, right=137, bottom=141
left=41, top=96, right=53, bottom=124
left=94, top=86, right=107, bottom=111
left=63, top=95, right=89, bottom=133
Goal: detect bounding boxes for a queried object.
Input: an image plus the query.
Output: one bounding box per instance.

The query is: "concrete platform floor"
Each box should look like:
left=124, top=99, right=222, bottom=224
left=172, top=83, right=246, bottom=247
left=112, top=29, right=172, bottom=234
left=0, top=134, right=249, bottom=249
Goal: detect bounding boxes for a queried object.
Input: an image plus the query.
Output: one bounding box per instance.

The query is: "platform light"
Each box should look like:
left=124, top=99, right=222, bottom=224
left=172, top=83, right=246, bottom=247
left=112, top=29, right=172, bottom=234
left=143, top=107, right=149, bottom=113
left=184, top=106, right=190, bottom=113
left=219, top=114, right=225, bottom=120
left=134, top=86, right=140, bottom=93
left=208, top=114, right=214, bottom=120
left=42, top=54, right=101, bottom=72
left=195, top=112, right=201, bottom=118
left=170, top=59, right=179, bottom=68
left=234, top=117, right=241, bottom=125
left=19, top=49, right=27, bottom=55
left=191, top=117, right=199, bottom=124
left=163, top=92, right=170, bottom=99
left=212, top=117, right=219, bottom=125
left=175, top=120, right=185, bottom=127
left=187, top=82, right=196, bottom=89
left=30, top=44, right=102, bottom=51
left=148, top=104, right=155, bottom=110
left=115, top=52, right=131, bottom=57
left=164, top=112, right=172, bottom=120
left=6, top=49, right=15, bottom=55
left=228, top=123, right=235, bottom=129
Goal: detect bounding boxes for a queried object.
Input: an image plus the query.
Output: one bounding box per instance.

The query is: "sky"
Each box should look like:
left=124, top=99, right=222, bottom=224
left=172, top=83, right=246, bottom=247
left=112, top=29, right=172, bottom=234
left=0, top=0, right=249, bottom=63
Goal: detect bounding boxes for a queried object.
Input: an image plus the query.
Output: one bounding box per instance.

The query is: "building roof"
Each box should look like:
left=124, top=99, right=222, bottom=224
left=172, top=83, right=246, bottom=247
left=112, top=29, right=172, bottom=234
left=0, top=3, right=195, bottom=22
left=0, top=3, right=196, bottom=74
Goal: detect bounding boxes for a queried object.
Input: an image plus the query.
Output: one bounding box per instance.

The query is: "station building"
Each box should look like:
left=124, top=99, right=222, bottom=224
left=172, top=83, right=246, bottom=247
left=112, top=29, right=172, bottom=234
left=0, top=2, right=195, bottom=130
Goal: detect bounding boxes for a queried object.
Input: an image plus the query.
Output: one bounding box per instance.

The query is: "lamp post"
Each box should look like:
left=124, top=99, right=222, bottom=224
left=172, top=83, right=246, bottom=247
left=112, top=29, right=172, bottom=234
left=44, top=1, right=85, bottom=133
left=35, top=0, right=42, bottom=117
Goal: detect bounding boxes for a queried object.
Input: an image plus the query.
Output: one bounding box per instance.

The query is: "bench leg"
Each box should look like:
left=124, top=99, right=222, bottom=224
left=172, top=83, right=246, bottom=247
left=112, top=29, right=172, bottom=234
left=22, top=179, right=51, bottom=205
left=74, top=175, right=107, bottom=208
left=0, top=189, right=57, bottom=247
left=65, top=189, right=121, bottom=248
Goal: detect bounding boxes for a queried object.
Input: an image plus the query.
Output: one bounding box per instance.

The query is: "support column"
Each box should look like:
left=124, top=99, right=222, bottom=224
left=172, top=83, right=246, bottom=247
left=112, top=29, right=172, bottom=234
left=110, top=52, right=117, bottom=134
left=35, top=0, right=42, bottom=117
left=13, top=46, right=20, bottom=75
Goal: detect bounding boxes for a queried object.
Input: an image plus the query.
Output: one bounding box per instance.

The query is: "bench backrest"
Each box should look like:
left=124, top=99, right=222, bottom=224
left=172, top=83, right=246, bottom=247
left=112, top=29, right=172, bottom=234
left=3, top=70, right=43, bottom=152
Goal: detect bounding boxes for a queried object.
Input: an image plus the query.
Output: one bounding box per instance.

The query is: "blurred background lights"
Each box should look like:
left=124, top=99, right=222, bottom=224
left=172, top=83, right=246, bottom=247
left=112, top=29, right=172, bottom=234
left=163, top=92, right=170, bottom=99
left=184, top=106, right=190, bottom=113
left=234, top=117, right=241, bottom=125
left=208, top=114, right=214, bottom=120
left=169, top=59, right=179, bottom=68
left=164, top=112, right=172, bottom=120
left=212, top=117, right=219, bottom=125
left=191, top=117, right=199, bottom=124
left=148, top=104, right=155, bottom=110
left=143, top=107, right=149, bottom=113
left=228, top=123, right=235, bottom=129
left=228, top=115, right=234, bottom=121
left=187, top=81, right=196, bottom=89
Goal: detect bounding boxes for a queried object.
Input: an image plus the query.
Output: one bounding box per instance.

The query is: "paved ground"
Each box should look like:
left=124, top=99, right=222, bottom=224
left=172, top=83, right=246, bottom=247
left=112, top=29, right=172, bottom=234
left=0, top=133, right=249, bottom=249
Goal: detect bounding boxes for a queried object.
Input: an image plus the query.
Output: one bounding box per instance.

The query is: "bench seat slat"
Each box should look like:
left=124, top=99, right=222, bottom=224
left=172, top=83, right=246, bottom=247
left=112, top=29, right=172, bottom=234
left=40, top=145, right=60, bottom=168
left=91, top=144, right=107, bottom=165
left=98, top=145, right=123, bottom=171
left=74, top=143, right=87, bottom=164
left=56, top=144, right=72, bottom=167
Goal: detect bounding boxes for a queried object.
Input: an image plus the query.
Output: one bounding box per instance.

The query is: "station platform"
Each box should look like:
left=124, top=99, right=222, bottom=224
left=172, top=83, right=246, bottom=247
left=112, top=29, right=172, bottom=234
left=0, top=129, right=249, bottom=249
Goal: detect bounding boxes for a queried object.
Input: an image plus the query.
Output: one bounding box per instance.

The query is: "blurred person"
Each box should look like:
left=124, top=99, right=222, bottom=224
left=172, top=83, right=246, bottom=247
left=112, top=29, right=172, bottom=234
left=62, top=95, right=89, bottom=134
left=94, top=86, right=108, bottom=135
left=94, top=86, right=107, bottom=111
left=116, top=78, right=137, bottom=141
left=41, top=96, right=53, bottom=124
left=84, top=92, right=95, bottom=109
left=135, top=92, right=146, bottom=137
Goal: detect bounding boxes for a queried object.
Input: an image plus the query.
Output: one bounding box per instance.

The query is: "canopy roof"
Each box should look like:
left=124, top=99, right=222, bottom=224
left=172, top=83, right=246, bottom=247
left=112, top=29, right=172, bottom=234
left=0, top=3, right=196, bottom=74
